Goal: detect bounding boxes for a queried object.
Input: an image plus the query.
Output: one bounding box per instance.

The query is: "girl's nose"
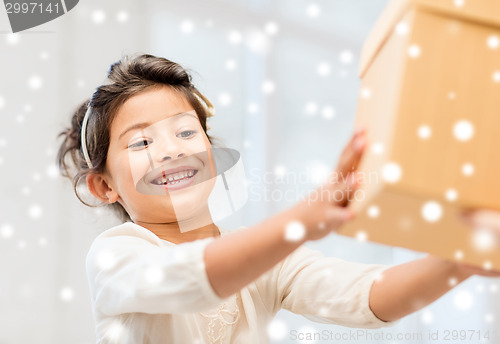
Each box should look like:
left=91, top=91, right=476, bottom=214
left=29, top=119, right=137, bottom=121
left=161, top=152, right=185, bottom=162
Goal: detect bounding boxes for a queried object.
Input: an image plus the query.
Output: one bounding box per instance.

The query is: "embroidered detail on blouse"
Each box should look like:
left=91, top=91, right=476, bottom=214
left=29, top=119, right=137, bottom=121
left=199, top=294, right=240, bottom=344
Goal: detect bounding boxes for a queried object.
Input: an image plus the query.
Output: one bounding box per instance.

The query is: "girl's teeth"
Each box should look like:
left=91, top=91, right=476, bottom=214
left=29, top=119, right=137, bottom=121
left=154, top=170, right=196, bottom=185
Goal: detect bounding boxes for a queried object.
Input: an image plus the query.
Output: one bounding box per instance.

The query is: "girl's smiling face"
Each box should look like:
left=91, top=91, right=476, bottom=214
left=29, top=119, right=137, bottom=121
left=94, top=85, right=216, bottom=226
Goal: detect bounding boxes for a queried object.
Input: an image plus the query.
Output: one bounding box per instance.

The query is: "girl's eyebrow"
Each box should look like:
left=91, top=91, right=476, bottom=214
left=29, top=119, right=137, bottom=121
left=119, top=111, right=197, bottom=141
left=119, top=122, right=151, bottom=141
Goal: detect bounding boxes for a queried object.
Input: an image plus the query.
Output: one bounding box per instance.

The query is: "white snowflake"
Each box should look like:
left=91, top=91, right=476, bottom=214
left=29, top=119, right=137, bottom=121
left=264, top=21, right=279, bottom=36
left=218, top=92, right=231, bottom=106
left=448, top=277, right=458, bottom=287
left=306, top=3, right=320, bottom=18
left=381, top=162, right=402, bottom=183
left=321, top=106, right=335, bottom=119
left=445, top=188, right=458, bottom=202
left=421, top=201, right=442, bottom=222
left=339, top=50, right=353, bottom=64
left=0, top=224, right=14, bottom=238
left=261, top=80, right=275, bottom=94
left=395, top=22, right=409, bottom=36
left=267, top=319, right=288, bottom=340
left=453, top=290, right=473, bottom=311
left=408, top=44, right=421, bottom=58
left=180, top=20, right=194, bottom=34
left=273, top=164, right=286, bottom=177
left=117, top=11, right=128, bottom=23
left=361, top=87, right=372, bottom=99
left=28, top=76, right=43, bottom=90
left=304, top=101, right=318, bottom=116
left=417, top=125, right=432, bottom=139
left=371, top=142, right=384, bottom=155
left=91, top=9, right=106, bottom=24
left=453, top=120, right=474, bottom=141
left=225, top=59, right=236, bottom=70
left=6, top=33, right=19, bottom=45
left=356, top=230, right=368, bottom=242
left=40, top=51, right=49, bottom=60
left=143, top=265, right=164, bottom=285
left=284, top=221, right=306, bottom=242
left=246, top=29, right=271, bottom=55
left=28, top=204, right=43, bottom=219
left=46, top=164, right=59, bottom=179
left=96, top=250, right=118, bottom=270
left=421, top=310, right=433, bottom=324
left=60, top=287, right=74, bottom=302
left=367, top=205, right=380, bottom=218
left=493, top=71, right=500, bottom=83
left=228, top=30, right=242, bottom=45
left=316, top=62, right=331, bottom=76
left=487, top=35, right=499, bottom=49
left=461, top=163, right=474, bottom=176
left=247, top=103, right=258, bottom=114
left=472, top=229, right=496, bottom=252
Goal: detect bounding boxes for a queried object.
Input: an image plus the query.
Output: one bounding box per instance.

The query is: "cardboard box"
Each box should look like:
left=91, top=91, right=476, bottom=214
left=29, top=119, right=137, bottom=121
left=340, top=0, right=500, bottom=270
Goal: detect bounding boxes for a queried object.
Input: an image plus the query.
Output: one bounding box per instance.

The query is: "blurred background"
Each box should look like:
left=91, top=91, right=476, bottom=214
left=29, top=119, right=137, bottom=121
left=0, top=0, right=498, bottom=342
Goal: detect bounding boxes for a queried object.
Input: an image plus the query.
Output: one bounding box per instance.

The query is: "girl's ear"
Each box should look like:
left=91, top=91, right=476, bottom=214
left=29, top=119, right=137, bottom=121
left=86, top=173, right=119, bottom=204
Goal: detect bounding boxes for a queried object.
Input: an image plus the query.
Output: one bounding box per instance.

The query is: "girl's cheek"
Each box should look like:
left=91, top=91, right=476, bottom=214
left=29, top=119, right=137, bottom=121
left=126, top=152, right=151, bottom=189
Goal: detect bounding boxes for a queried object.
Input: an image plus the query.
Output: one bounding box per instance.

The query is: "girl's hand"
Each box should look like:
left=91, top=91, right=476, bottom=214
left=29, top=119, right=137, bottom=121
left=454, top=208, right=500, bottom=276
left=303, top=127, right=367, bottom=241
left=459, top=208, right=500, bottom=237
left=454, top=261, right=500, bottom=278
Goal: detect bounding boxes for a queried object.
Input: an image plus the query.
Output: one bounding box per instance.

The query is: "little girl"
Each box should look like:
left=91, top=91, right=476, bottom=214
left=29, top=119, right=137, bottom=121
left=57, top=53, right=499, bottom=344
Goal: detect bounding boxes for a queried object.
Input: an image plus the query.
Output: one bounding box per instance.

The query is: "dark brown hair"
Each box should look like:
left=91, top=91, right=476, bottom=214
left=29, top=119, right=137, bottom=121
left=56, top=53, right=217, bottom=222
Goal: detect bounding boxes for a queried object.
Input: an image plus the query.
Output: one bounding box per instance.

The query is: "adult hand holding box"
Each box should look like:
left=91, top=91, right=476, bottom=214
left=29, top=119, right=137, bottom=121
left=339, top=0, right=500, bottom=270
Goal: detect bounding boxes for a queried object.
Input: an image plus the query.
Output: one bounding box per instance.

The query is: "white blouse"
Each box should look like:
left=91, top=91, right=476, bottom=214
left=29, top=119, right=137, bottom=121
left=86, top=222, right=397, bottom=343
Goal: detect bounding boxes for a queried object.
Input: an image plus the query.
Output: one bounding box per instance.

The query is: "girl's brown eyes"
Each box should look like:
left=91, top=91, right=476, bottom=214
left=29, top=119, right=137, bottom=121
left=128, top=139, right=152, bottom=149
left=127, top=131, right=197, bottom=150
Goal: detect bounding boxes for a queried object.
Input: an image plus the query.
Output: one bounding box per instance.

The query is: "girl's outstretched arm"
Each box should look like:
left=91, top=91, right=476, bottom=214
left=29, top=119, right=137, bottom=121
left=369, top=254, right=500, bottom=322
left=205, top=128, right=367, bottom=298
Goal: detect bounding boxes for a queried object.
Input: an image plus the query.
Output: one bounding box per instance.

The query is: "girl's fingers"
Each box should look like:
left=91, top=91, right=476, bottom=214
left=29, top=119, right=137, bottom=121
left=324, top=206, right=355, bottom=232
left=331, top=171, right=360, bottom=207
left=459, top=263, right=500, bottom=277
left=460, top=209, right=500, bottom=231
left=335, top=127, right=367, bottom=178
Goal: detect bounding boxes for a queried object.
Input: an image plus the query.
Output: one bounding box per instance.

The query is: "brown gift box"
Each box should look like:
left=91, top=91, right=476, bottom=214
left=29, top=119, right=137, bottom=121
left=339, top=0, right=500, bottom=270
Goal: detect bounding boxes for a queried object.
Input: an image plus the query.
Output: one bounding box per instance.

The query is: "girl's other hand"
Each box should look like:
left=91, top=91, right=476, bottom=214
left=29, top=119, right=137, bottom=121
left=303, top=127, right=367, bottom=241
left=456, top=208, right=500, bottom=276
left=459, top=208, right=500, bottom=237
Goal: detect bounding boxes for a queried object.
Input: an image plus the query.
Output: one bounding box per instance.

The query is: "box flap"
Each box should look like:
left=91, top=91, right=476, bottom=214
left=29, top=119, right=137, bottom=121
left=415, top=0, right=500, bottom=29
left=359, top=0, right=412, bottom=78
left=359, top=0, right=500, bottom=78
